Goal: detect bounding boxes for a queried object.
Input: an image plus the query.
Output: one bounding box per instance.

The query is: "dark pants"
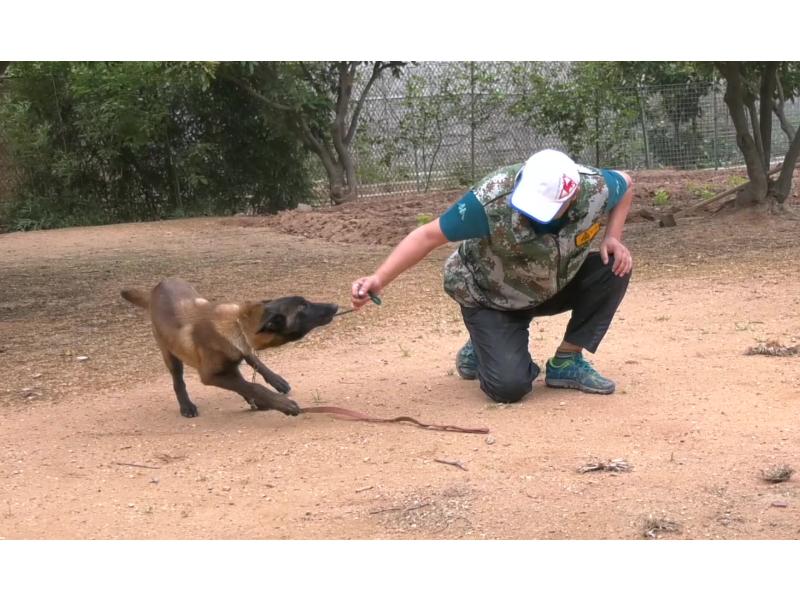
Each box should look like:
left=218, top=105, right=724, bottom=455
left=460, top=253, right=631, bottom=404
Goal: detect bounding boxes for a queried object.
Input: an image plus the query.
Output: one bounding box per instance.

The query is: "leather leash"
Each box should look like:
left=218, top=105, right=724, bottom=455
left=298, top=294, right=489, bottom=434
left=300, top=405, right=490, bottom=435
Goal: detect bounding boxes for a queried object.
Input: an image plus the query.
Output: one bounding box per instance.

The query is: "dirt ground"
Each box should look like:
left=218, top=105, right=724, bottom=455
left=1, top=168, right=799, bottom=540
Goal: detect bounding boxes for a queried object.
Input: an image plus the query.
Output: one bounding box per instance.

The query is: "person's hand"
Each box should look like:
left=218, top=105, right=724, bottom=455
left=350, top=274, right=383, bottom=309
left=599, top=236, right=632, bottom=277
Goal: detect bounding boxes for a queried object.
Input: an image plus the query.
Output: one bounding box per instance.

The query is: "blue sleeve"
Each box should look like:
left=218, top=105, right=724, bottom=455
left=439, top=190, right=490, bottom=242
left=600, top=169, right=628, bottom=213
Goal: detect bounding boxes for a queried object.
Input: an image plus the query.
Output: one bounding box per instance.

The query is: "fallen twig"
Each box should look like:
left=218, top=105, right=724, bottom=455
left=745, top=341, right=799, bottom=357
left=355, top=485, right=374, bottom=493
left=643, top=516, right=681, bottom=539
left=113, top=462, right=161, bottom=470
left=434, top=458, right=468, bottom=471
left=368, top=502, right=432, bottom=515
left=369, top=506, right=402, bottom=515
left=577, top=458, right=632, bottom=474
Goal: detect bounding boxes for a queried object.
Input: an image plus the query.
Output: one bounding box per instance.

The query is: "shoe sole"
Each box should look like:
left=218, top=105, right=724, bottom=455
left=545, top=378, right=615, bottom=394
left=456, top=368, right=477, bottom=381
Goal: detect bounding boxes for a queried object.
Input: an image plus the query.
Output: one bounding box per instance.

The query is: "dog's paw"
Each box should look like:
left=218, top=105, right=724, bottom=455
left=277, top=398, right=301, bottom=417
left=267, top=374, right=291, bottom=394
left=180, top=403, right=199, bottom=418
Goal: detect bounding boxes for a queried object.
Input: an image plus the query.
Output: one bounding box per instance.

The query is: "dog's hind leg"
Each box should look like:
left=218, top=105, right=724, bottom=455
left=201, top=365, right=300, bottom=416
left=162, top=350, right=199, bottom=418
left=243, top=354, right=291, bottom=394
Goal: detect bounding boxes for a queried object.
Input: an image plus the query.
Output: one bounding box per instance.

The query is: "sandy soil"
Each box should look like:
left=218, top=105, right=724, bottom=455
left=1, top=169, right=799, bottom=539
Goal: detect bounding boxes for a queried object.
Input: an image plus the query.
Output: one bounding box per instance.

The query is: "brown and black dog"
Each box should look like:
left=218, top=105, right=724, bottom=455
left=122, top=277, right=338, bottom=418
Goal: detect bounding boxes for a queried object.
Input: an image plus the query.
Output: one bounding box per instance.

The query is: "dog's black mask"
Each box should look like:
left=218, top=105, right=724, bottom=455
left=258, top=296, right=339, bottom=342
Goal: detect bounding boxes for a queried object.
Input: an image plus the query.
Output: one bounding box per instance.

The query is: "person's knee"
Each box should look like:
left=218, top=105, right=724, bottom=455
left=597, top=254, right=633, bottom=285
left=480, top=373, right=532, bottom=404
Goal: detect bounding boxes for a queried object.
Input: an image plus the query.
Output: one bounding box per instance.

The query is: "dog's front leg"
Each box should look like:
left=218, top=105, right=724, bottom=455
left=243, top=354, right=290, bottom=394
left=202, top=366, right=300, bottom=416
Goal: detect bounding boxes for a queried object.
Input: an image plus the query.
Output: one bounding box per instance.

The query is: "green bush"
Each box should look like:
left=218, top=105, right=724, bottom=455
left=0, top=62, right=312, bottom=230
left=654, top=189, right=670, bottom=206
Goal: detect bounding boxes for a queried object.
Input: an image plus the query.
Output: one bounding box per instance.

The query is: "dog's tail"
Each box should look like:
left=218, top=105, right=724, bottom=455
left=121, top=288, right=150, bottom=309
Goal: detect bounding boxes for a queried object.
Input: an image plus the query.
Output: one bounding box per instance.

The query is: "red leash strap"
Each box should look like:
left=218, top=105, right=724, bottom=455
left=300, top=405, right=490, bottom=435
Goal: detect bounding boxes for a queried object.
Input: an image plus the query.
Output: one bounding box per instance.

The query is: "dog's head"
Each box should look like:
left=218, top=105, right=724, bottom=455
left=240, top=296, right=339, bottom=350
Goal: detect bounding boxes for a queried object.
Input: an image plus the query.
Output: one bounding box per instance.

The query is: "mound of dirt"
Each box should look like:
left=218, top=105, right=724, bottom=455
left=238, top=167, right=800, bottom=247
left=235, top=190, right=460, bottom=247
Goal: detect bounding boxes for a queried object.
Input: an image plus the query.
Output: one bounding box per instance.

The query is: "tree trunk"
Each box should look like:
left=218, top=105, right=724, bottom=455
left=328, top=63, right=358, bottom=204
left=0, top=62, right=9, bottom=78
left=717, top=62, right=769, bottom=205
left=758, top=63, right=778, bottom=172
left=772, top=127, right=800, bottom=205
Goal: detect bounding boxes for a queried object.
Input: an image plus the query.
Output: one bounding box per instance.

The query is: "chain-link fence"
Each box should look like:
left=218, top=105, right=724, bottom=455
left=2, top=62, right=799, bottom=206
left=347, top=62, right=800, bottom=198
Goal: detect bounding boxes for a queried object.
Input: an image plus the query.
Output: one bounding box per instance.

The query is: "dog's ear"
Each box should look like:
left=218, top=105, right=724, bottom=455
left=258, top=311, right=286, bottom=333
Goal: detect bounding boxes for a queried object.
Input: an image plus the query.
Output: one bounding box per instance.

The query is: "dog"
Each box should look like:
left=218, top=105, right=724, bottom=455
left=121, top=277, right=338, bottom=418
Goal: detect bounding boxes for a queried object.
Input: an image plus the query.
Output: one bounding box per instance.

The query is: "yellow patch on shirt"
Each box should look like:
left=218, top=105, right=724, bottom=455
left=575, top=222, right=601, bottom=247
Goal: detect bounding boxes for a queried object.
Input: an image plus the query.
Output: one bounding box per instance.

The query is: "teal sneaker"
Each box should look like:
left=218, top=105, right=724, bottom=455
left=455, top=339, right=479, bottom=380
left=545, top=353, right=615, bottom=394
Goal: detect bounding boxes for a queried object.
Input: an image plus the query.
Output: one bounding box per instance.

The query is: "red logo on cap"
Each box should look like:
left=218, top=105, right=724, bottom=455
left=559, top=175, right=577, bottom=199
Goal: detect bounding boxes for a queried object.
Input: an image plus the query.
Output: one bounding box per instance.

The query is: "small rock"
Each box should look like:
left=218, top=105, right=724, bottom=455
left=485, top=435, right=496, bottom=445
left=771, top=500, right=789, bottom=508
left=77, top=356, right=89, bottom=362
left=127, top=503, right=135, bottom=508
left=32, top=373, right=42, bottom=379
left=296, top=203, right=313, bottom=212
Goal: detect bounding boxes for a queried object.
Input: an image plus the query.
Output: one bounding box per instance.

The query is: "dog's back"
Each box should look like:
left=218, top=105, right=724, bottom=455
left=122, top=277, right=338, bottom=418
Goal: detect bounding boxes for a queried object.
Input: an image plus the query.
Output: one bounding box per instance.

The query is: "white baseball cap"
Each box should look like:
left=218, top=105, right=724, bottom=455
left=510, top=149, right=580, bottom=223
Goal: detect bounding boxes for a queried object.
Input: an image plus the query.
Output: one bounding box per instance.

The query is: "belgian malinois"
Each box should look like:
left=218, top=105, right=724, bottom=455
left=122, top=278, right=338, bottom=418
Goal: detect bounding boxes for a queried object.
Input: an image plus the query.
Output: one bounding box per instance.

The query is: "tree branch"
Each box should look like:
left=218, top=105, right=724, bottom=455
left=774, top=127, right=800, bottom=202
left=759, top=62, right=778, bottom=171
left=217, top=71, right=294, bottom=112
left=773, top=77, right=797, bottom=140
left=345, top=62, right=384, bottom=145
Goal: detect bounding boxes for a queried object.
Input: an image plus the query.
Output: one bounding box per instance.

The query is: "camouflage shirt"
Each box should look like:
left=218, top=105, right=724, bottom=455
left=443, top=162, right=612, bottom=310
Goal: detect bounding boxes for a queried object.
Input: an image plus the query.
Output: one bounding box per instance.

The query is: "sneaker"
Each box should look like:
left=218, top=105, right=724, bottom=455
left=455, top=339, right=479, bottom=380
left=545, top=353, right=615, bottom=394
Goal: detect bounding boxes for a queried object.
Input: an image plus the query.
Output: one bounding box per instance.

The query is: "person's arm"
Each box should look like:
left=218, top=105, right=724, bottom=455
left=350, top=219, right=448, bottom=308
left=350, top=190, right=490, bottom=308
left=599, top=171, right=634, bottom=277
left=604, top=171, right=633, bottom=241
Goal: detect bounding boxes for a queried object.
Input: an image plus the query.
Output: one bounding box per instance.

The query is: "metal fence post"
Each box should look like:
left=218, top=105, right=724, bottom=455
left=470, top=61, right=476, bottom=183
left=712, top=83, right=719, bottom=170
left=638, top=84, right=651, bottom=169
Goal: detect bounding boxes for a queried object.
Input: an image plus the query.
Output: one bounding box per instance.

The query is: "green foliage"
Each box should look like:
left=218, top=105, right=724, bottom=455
left=687, top=182, right=718, bottom=200
left=0, top=62, right=311, bottom=229
left=653, top=189, right=671, bottom=206
left=415, top=213, right=433, bottom=226
left=215, top=61, right=407, bottom=203
left=509, top=62, right=640, bottom=165
left=727, top=175, right=749, bottom=187
left=617, top=62, right=715, bottom=169
left=395, top=63, right=509, bottom=191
